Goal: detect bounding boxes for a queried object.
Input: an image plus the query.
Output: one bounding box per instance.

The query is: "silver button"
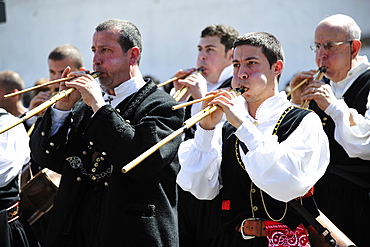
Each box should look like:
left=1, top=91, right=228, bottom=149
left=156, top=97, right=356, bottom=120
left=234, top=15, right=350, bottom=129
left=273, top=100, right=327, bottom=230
left=77, top=177, right=82, bottom=182
left=116, top=108, right=121, bottom=113
left=89, top=141, right=94, bottom=146
left=45, top=150, right=50, bottom=154
left=104, top=182, right=109, bottom=187
left=50, top=142, right=54, bottom=147
left=41, top=131, right=45, bottom=136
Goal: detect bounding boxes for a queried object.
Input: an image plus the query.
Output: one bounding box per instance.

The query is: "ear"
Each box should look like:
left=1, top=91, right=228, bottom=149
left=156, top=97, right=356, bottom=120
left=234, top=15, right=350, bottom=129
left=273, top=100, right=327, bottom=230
left=226, top=48, right=234, bottom=61
left=351, top=40, right=361, bottom=59
left=128, top=47, right=140, bottom=65
left=273, top=60, right=284, bottom=77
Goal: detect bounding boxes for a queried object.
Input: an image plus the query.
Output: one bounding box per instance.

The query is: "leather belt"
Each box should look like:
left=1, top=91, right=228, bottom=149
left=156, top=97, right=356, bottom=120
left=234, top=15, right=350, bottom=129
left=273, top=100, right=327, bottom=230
left=235, top=218, right=266, bottom=239
left=6, top=201, right=19, bottom=223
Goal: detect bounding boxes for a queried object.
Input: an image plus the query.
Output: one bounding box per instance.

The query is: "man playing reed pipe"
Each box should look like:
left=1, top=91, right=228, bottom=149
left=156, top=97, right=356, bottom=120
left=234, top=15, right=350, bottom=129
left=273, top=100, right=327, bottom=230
left=30, top=19, right=184, bottom=246
left=289, top=14, right=370, bottom=247
left=172, top=23, right=239, bottom=247
left=27, top=44, right=85, bottom=128
left=18, top=44, right=85, bottom=247
left=177, top=32, right=330, bottom=246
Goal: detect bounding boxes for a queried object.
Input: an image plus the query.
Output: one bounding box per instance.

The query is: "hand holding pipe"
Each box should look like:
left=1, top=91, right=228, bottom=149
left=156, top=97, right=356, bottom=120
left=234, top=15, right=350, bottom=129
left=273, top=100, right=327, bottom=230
left=172, top=68, right=204, bottom=101
left=0, top=72, right=100, bottom=135
left=3, top=71, right=99, bottom=99
left=121, top=87, right=246, bottom=173
left=156, top=68, right=199, bottom=88
left=300, top=67, right=327, bottom=108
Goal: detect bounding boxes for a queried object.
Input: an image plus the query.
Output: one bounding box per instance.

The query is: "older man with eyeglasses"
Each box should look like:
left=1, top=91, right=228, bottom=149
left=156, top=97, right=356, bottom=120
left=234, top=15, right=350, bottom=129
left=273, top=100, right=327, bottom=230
left=289, top=14, right=370, bottom=247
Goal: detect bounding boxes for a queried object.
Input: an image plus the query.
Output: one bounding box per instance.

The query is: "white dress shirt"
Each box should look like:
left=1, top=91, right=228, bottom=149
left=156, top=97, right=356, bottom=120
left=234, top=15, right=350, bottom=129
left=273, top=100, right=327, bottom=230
left=177, top=92, right=330, bottom=202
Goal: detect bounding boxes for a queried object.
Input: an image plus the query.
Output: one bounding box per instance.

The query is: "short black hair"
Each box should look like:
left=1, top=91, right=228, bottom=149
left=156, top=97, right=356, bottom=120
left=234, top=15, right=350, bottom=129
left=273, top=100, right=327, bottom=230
left=201, top=24, right=239, bottom=53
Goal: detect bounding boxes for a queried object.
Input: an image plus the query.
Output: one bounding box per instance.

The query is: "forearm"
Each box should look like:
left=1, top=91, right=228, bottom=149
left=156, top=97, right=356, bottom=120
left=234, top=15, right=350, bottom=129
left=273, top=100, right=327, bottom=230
left=326, top=99, right=370, bottom=159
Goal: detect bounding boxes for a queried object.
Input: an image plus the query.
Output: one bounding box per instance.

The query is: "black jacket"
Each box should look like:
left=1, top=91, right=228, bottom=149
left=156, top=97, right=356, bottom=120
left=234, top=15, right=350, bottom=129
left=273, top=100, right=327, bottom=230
left=30, top=80, right=184, bottom=246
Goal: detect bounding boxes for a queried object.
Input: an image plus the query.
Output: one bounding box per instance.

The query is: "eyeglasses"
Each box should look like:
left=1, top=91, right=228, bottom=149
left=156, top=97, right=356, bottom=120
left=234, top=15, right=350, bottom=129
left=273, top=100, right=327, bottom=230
left=310, top=41, right=352, bottom=53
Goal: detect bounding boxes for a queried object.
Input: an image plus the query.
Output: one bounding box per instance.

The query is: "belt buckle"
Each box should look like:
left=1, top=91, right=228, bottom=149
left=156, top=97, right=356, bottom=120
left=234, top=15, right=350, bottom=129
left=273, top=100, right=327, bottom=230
left=240, top=218, right=256, bottom=240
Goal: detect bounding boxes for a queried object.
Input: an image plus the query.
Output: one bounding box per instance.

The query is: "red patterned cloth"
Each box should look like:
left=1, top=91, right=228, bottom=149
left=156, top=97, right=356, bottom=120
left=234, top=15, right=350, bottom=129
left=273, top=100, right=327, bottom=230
left=265, top=221, right=310, bottom=247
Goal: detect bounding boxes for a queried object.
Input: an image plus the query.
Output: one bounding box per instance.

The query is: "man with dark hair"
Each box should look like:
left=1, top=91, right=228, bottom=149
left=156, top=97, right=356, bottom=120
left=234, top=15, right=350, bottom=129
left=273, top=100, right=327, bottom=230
left=173, top=24, right=239, bottom=246
left=30, top=19, right=184, bottom=246
left=177, top=32, right=330, bottom=246
left=48, top=44, right=84, bottom=82
left=290, top=14, right=370, bottom=246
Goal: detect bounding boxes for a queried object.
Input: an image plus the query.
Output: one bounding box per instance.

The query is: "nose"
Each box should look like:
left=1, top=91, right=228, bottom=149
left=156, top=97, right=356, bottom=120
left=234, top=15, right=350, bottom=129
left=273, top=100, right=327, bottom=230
left=93, top=53, right=102, bottom=67
left=50, top=72, right=62, bottom=81
left=237, top=67, right=248, bottom=80
left=316, top=46, right=328, bottom=60
left=198, top=50, right=207, bottom=62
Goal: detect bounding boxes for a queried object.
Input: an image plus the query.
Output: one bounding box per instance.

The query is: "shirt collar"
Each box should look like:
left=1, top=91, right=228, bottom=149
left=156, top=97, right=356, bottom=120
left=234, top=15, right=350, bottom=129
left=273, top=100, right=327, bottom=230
left=247, top=91, right=291, bottom=122
left=207, top=64, right=233, bottom=92
left=103, top=71, right=146, bottom=108
left=330, top=55, right=370, bottom=98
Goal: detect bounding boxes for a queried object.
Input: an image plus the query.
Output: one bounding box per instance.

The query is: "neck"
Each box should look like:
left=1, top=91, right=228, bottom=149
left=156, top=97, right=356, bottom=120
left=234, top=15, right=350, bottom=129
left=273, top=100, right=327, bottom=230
left=7, top=101, right=27, bottom=117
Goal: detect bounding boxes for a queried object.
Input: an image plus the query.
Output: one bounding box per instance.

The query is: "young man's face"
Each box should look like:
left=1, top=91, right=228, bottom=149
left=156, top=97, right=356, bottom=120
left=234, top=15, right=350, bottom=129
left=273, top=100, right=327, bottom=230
left=232, top=44, right=281, bottom=105
left=196, top=35, right=233, bottom=84
left=48, top=57, right=81, bottom=91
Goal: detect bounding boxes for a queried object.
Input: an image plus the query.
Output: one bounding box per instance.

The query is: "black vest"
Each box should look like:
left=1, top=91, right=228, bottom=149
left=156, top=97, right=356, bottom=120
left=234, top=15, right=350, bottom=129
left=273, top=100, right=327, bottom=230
left=219, top=106, right=318, bottom=232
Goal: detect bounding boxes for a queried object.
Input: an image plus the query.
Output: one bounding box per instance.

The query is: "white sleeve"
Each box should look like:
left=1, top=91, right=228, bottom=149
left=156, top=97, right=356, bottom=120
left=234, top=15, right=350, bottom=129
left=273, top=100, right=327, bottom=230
left=236, top=112, right=330, bottom=202
left=176, top=123, right=223, bottom=200
left=325, top=95, right=370, bottom=160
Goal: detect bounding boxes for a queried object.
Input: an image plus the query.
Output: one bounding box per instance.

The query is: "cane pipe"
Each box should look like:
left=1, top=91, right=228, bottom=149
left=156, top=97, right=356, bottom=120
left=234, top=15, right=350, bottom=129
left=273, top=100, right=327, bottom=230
left=4, top=71, right=100, bottom=99
left=172, top=68, right=204, bottom=101
left=156, top=68, right=201, bottom=88
left=121, top=87, right=246, bottom=173
left=286, top=69, right=320, bottom=98
left=172, top=94, right=216, bottom=110
left=0, top=72, right=101, bottom=135
left=301, top=67, right=327, bottom=108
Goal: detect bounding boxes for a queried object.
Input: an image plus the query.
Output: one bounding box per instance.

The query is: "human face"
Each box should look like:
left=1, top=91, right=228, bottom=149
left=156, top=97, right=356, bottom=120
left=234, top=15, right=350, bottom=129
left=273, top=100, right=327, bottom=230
left=232, top=45, right=280, bottom=106
left=314, top=23, right=353, bottom=82
left=92, top=29, right=131, bottom=92
left=48, top=57, right=80, bottom=81
left=48, top=57, right=81, bottom=91
left=196, top=36, right=233, bottom=84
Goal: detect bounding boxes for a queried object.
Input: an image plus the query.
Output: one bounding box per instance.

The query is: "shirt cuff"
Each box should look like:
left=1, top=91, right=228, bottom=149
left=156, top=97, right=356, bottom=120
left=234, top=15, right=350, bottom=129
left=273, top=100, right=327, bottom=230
left=194, top=123, right=216, bottom=152
left=51, top=106, right=71, bottom=124
left=324, top=99, right=346, bottom=120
